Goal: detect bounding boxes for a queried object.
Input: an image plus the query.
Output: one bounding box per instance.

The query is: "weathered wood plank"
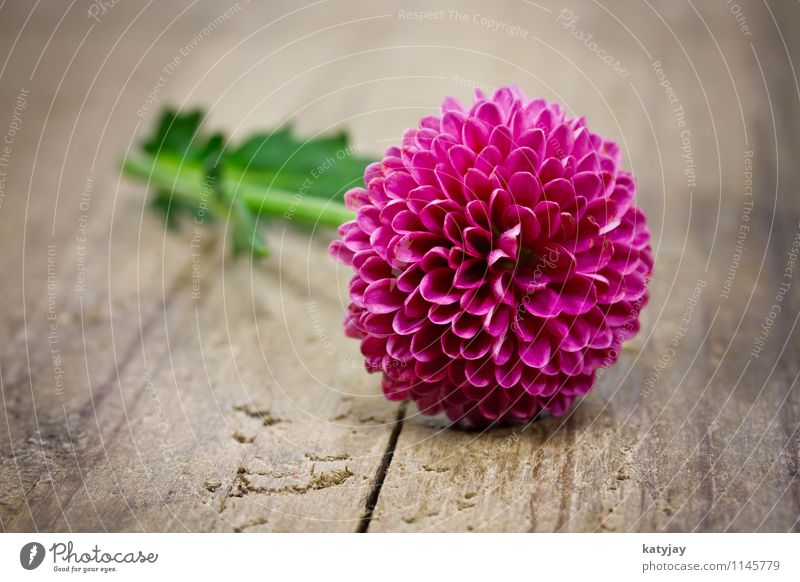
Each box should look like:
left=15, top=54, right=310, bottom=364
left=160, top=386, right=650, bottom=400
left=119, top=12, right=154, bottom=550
left=0, top=0, right=252, bottom=529
left=0, top=0, right=402, bottom=532
left=51, top=230, right=400, bottom=532
left=369, top=0, right=800, bottom=532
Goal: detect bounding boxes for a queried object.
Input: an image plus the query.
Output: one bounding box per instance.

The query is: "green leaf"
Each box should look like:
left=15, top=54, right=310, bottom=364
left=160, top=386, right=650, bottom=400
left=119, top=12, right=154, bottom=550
left=129, top=108, right=374, bottom=257
left=227, top=125, right=372, bottom=200
left=149, top=189, right=205, bottom=229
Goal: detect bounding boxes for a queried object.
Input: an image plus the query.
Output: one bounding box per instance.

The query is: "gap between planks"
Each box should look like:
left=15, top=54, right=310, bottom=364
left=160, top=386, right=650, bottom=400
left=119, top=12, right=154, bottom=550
left=357, top=402, right=407, bottom=533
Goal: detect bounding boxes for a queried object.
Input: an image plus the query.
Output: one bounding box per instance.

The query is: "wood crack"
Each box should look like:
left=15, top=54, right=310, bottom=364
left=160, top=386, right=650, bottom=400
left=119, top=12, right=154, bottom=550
left=356, top=402, right=407, bottom=533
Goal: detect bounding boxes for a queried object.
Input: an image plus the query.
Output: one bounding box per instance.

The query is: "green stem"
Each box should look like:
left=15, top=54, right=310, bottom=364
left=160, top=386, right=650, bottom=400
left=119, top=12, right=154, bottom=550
left=122, top=154, right=354, bottom=228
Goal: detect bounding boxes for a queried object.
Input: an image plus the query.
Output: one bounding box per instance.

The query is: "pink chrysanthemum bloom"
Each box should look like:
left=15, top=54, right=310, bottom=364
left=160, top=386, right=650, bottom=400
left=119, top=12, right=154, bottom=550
left=329, top=86, right=653, bottom=426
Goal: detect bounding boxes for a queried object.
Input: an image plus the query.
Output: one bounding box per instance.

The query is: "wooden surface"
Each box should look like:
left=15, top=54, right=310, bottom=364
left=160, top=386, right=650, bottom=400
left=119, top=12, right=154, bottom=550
left=1, top=0, right=799, bottom=532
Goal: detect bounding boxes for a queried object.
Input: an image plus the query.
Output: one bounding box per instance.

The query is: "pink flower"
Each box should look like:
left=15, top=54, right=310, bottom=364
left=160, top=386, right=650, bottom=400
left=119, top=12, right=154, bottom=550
left=329, top=86, right=653, bottom=426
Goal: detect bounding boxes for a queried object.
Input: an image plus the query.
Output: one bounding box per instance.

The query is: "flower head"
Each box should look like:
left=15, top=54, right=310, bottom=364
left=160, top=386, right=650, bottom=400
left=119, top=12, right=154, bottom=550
left=330, top=86, right=653, bottom=426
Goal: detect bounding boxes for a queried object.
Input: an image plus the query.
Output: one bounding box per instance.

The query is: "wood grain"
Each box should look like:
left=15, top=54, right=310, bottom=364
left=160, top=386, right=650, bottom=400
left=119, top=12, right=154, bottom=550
left=0, top=0, right=798, bottom=532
